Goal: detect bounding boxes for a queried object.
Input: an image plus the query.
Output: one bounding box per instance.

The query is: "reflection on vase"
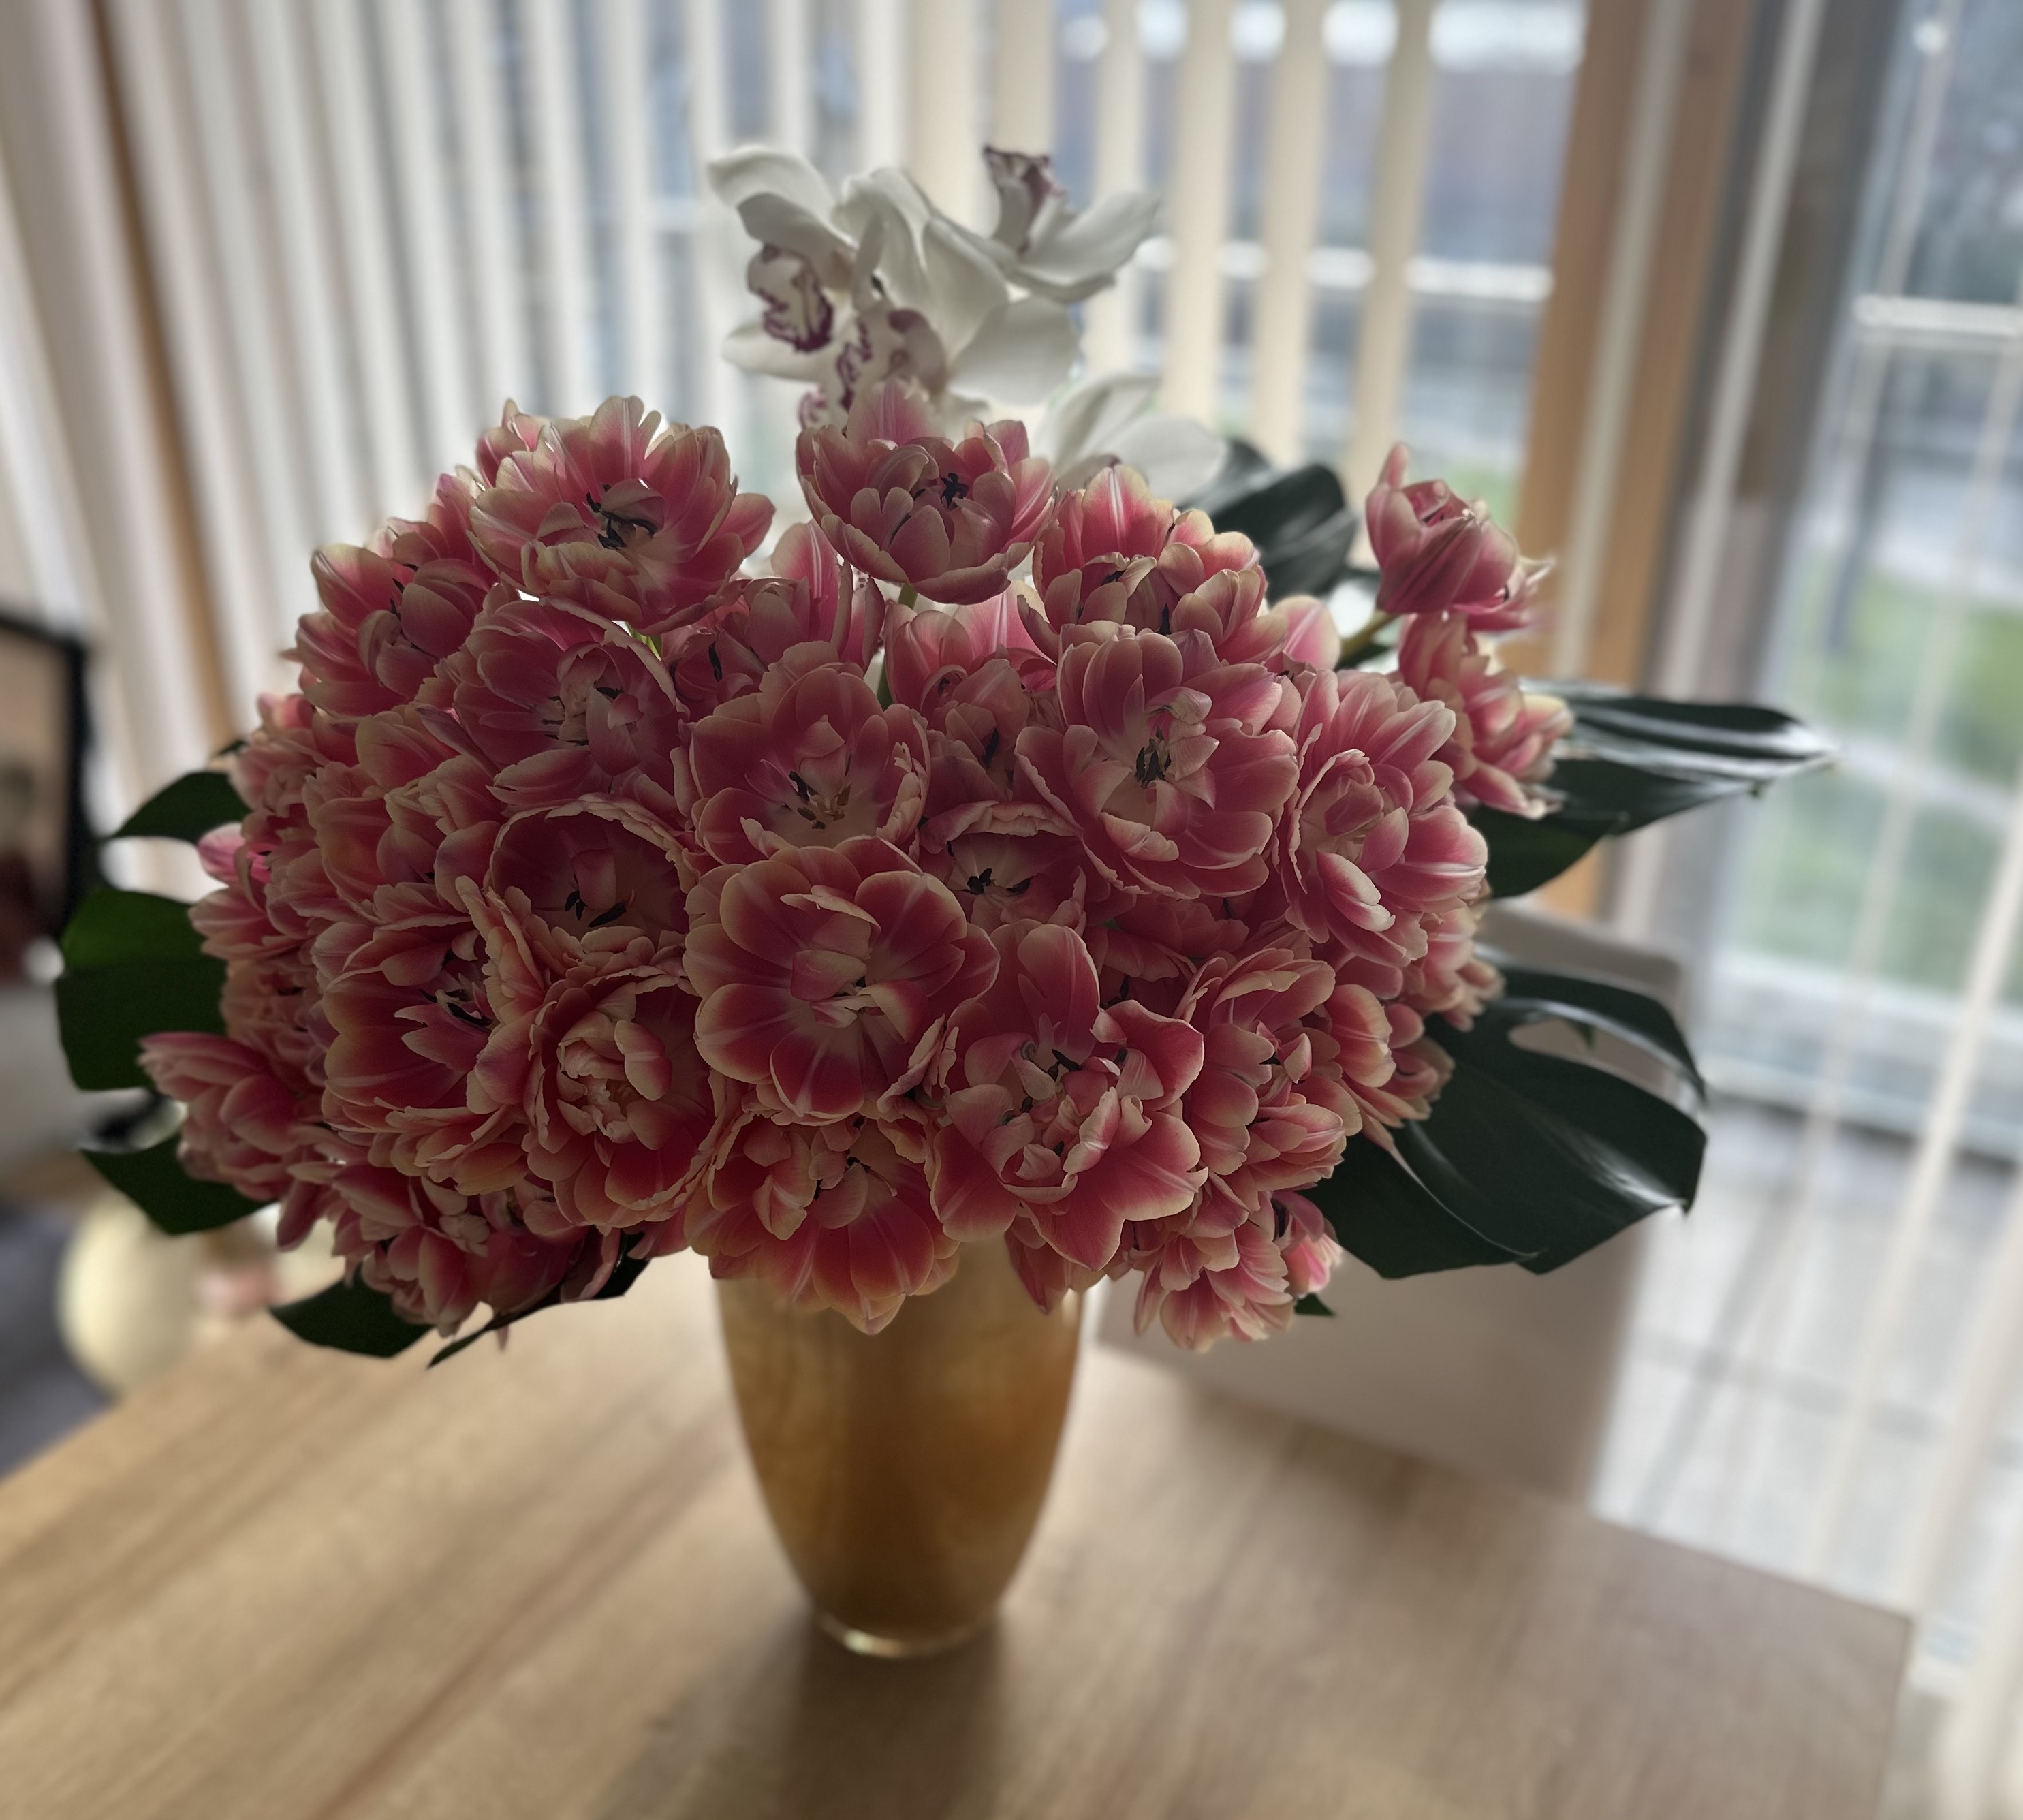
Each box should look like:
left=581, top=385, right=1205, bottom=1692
left=717, top=1240, right=1082, bottom=1657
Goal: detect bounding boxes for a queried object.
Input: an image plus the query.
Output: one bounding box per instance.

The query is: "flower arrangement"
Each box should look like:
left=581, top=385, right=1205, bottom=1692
left=57, top=151, right=1830, bottom=1362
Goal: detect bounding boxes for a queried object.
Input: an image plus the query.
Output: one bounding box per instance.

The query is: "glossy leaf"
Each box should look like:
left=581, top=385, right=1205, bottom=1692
left=111, top=771, right=246, bottom=843
left=272, top=1276, right=429, bottom=1357
left=1291, top=1294, right=1336, bottom=1318
left=1404, top=1030, right=1703, bottom=1274
left=81, top=1136, right=266, bottom=1235
left=1472, top=800, right=1625, bottom=899
left=55, top=888, right=221, bottom=1091
left=1472, top=687, right=1834, bottom=897
left=1185, top=439, right=1275, bottom=516
left=1185, top=450, right=1359, bottom=599
left=1305, top=1133, right=1535, bottom=1278
left=1479, top=965, right=1704, bottom=1101
left=1473, top=751, right=1823, bottom=898
left=1556, top=685, right=1837, bottom=779
left=1308, top=964, right=1705, bottom=1279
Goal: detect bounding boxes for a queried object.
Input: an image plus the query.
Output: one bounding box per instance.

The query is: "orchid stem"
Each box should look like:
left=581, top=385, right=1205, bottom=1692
left=1336, top=610, right=1396, bottom=668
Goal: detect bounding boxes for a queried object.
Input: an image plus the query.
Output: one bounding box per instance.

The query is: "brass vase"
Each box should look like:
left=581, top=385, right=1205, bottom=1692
left=716, top=1242, right=1083, bottom=1657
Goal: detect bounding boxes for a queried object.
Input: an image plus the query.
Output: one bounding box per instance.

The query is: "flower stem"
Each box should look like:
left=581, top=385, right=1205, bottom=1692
left=1336, top=610, right=1396, bottom=668
left=897, top=584, right=918, bottom=610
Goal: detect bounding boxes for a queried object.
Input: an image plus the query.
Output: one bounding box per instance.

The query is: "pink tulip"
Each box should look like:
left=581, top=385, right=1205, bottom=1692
left=683, top=838, right=996, bottom=1123
left=683, top=648, right=930, bottom=866
left=1279, top=665, right=1486, bottom=962
left=796, top=381, right=1055, bottom=605
left=138, top=1033, right=312, bottom=1204
left=297, top=479, right=496, bottom=721
left=471, top=396, right=772, bottom=631
left=1364, top=445, right=1529, bottom=624
left=422, top=597, right=685, bottom=821
left=1394, top=610, right=1570, bottom=817
left=1018, top=628, right=1298, bottom=899
left=1176, top=947, right=1346, bottom=1213
left=928, top=923, right=1206, bottom=1270
left=472, top=921, right=713, bottom=1231
left=666, top=1105, right=955, bottom=1333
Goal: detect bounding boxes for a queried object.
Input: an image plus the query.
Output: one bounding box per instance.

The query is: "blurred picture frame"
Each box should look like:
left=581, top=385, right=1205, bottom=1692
left=0, top=608, right=89, bottom=982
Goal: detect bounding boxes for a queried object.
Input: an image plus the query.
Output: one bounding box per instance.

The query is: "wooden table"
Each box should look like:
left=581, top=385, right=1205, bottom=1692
left=0, top=1259, right=1907, bottom=1819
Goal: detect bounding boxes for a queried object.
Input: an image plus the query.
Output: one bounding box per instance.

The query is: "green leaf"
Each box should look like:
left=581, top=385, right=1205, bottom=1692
left=111, top=771, right=246, bottom=843
left=56, top=888, right=224, bottom=1090
left=60, top=888, right=206, bottom=969
left=1291, top=1293, right=1335, bottom=1317
left=427, top=1324, right=495, bottom=1368
left=1305, top=966, right=1706, bottom=1280
left=1471, top=691, right=1834, bottom=897
left=1549, top=756, right=1761, bottom=832
left=1306, top=1134, right=1537, bottom=1278
left=1472, top=800, right=1626, bottom=898
left=81, top=1136, right=266, bottom=1235
left=1481, top=965, right=1705, bottom=1101
left=1187, top=460, right=1357, bottom=599
left=1413, top=1021, right=1704, bottom=1274
left=57, top=958, right=227, bottom=1091
left=272, top=1277, right=428, bottom=1357
left=1556, top=687, right=1837, bottom=780
left=1186, top=439, right=1275, bottom=514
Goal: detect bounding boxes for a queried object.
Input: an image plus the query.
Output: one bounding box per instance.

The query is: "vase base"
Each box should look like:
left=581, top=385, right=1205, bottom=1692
left=816, top=1609, right=992, bottom=1660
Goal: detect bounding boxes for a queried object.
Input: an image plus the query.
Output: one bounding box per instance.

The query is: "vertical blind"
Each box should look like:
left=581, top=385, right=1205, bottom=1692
left=74, top=0, right=1579, bottom=738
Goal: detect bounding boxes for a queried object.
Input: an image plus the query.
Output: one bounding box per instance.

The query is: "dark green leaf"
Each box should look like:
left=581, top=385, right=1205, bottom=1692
left=1291, top=1293, right=1335, bottom=1317
left=1473, top=756, right=1790, bottom=898
left=60, top=888, right=205, bottom=969
left=1472, top=691, right=1834, bottom=897
left=1479, top=965, right=1704, bottom=1101
left=1548, top=756, right=1760, bottom=832
left=1185, top=460, right=1357, bottom=599
left=427, top=1325, right=495, bottom=1368
left=1306, top=969, right=1705, bottom=1281
left=1412, top=1019, right=1705, bottom=1274
left=1554, top=686, right=1836, bottom=779
left=596, top=1249, right=653, bottom=1301
left=1472, top=801, right=1625, bottom=898
left=81, top=1136, right=265, bottom=1235
left=57, top=888, right=223, bottom=1089
left=57, top=956, right=227, bottom=1090
left=1184, top=438, right=1274, bottom=516
left=111, top=771, right=246, bottom=843
left=272, top=1276, right=428, bottom=1357
left=1306, top=1134, right=1537, bottom=1278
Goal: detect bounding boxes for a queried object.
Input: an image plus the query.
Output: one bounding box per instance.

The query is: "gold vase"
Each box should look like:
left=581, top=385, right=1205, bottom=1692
left=716, top=1242, right=1082, bottom=1657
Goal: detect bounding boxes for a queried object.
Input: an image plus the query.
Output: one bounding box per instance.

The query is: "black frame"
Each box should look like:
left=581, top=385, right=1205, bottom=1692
left=0, top=606, right=93, bottom=934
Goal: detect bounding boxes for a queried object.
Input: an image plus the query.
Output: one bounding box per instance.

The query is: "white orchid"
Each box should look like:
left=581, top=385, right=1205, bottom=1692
left=1035, top=371, right=1229, bottom=503
left=708, top=147, right=1159, bottom=432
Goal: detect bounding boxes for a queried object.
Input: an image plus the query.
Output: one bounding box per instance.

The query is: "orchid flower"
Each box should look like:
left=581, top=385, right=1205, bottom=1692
left=709, top=147, right=1157, bottom=432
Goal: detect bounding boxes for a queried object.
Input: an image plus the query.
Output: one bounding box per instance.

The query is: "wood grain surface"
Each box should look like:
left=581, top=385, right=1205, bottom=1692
left=0, top=1258, right=1907, bottom=1819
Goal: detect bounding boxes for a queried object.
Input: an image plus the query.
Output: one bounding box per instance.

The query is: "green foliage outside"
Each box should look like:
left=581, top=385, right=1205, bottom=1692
left=1727, top=561, right=2023, bottom=999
